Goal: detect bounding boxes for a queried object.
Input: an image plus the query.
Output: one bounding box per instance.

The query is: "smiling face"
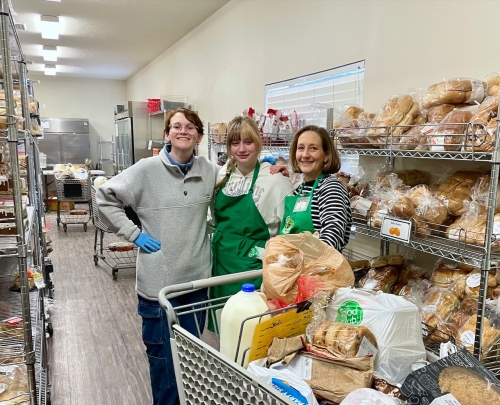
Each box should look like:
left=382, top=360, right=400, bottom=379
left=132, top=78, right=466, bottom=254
left=296, top=130, right=328, bottom=181
left=230, top=134, right=258, bottom=168
left=165, top=112, right=202, bottom=154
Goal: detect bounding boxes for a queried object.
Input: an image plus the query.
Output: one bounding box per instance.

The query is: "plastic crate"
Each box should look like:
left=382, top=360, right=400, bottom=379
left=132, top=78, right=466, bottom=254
left=147, top=98, right=160, bottom=113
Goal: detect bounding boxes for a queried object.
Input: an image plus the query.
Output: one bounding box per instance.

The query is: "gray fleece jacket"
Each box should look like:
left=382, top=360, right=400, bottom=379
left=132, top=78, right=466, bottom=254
left=96, top=148, right=218, bottom=300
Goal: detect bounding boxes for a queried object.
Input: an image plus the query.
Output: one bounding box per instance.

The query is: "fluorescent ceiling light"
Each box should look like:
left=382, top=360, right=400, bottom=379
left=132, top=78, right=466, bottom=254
left=44, top=64, right=56, bottom=76
left=40, top=15, right=59, bottom=40
left=42, top=45, right=57, bottom=62
left=45, top=0, right=61, bottom=2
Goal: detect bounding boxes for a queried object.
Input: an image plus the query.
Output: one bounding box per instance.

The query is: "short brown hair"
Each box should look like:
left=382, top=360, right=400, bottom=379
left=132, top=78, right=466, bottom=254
left=164, top=108, right=204, bottom=135
left=289, top=125, right=340, bottom=174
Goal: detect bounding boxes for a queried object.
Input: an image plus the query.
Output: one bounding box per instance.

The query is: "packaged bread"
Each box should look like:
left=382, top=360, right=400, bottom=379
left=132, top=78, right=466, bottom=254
left=311, top=320, right=377, bottom=357
left=464, top=270, right=497, bottom=298
left=412, top=188, right=448, bottom=225
left=390, top=196, right=415, bottom=219
left=376, top=169, right=428, bottom=188
left=470, top=95, right=498, bottom=127
left=458, top=315, right=500, bottom=355
left=391, top=101, right=420, bottom=137
left=69, top=209, right=87, bottom=215
left=336, top=119, right=376, bottom=149
left=108, top=241, right=135, bottom=252
left=422, top=78, right=487, bottom=109
left=430, top=109, right=473, bottom=151
left=369, top=254, right=405, bottom=268
left=210, top=123, right=227, bottom=144
left=332, top=105, right=364, bottom=128
left=358, top=266, right=399, bottom=293
left=486, top=72, right=500, bottom=96
left=466, top=115, right=498, bottom=153
left=422, top=287, right=460, bottom=333
left=398, top=124, right=430, bottom=150
left=397, top=264, right=431, bottom=285
left=0, top=364, right=29, bottom=403
left=431, top=262, right=472, bottom=289
left=427, top=104, right=468, bottom=123
left=366, top=94, right=415, bottom=143
left=435, top=171, right=482, bottom=216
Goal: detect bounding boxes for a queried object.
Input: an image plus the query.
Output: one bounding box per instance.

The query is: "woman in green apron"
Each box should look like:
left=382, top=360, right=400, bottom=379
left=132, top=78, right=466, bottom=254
left=279, top=125, right=352, bottom=252
left=211, top=116, right=294, bottom=304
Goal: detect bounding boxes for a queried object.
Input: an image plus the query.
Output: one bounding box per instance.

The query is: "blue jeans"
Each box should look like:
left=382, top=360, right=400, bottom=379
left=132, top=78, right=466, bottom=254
left=137, top=288, right=207, bottom=405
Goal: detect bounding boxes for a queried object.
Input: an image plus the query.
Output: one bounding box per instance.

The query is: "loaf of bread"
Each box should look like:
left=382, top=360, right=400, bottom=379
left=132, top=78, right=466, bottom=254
left=312, top=321, right=377, bottom=357
left=430, top=109, right=473, bottom=151
left=438, top=366, right=500, bottom=405
left=487, top=73, right=500, bottom=96
left=431, top=263, right=472, bottom=288
left=108, top=242, right=135, bottom=252
left=458, top=315, right=500, bottom=355
left=423, top=287, right=460, bottom=324
left=399, top=125, right=428, bottom=150
left=358, top=266, right=399, bottom=293
left=422, top=78, right=487, bottom=109
left=336, top=119, right=378, bottom=149
left=376, top=169, right=427, bottom=188
left=466, top=104, right=498, bottom=152
left=366, top=95, right=414, bottom=142
left=69, top=209, right=87, bottom=215
left=210, top=123, right=227, bottom=144
left=391, top=197, right=416, bottom=218
left=369, top=255, right=405, bottom=268
left=427, top=104, right=468, bottom=123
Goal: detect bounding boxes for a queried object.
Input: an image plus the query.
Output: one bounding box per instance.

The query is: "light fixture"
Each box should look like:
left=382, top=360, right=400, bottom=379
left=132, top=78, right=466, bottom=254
left=44, top=64, right=56, bottom=76
left=42, top=45, right=57, bottom=61
left=45, top=0, right=61, bottom=2
left=40, top=15, right=59, bottom=40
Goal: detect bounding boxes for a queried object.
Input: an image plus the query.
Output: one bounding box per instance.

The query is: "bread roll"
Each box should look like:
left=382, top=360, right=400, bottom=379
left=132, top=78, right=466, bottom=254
left=366, top=95, right=414, bottom=141
left=358, top=266, right=399, bottom=293
left=431, top=109, right=473, bottom=151
left=423, top=79, right=487, bottom=109
left=428, top=104, right=468, bottom=123
left=313, top=320, right=332, bottom=345
left=391, top=197, right=416, bottom=218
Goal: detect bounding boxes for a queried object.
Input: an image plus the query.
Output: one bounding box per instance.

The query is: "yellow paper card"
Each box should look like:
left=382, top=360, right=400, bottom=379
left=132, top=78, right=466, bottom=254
left=248, top=308, right=312, bottom=363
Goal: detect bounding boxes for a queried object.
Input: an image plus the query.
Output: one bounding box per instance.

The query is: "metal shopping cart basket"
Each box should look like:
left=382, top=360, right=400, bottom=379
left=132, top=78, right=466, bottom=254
left=90, top=184, right=137, bottom=280
left=55, top=175, right=91, bottom=232
left=158, top=270, right=300, bottom=405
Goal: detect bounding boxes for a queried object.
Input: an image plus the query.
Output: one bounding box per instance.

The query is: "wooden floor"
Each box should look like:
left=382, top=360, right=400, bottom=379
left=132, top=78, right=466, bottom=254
left=46, top=208, right=152, bottom=405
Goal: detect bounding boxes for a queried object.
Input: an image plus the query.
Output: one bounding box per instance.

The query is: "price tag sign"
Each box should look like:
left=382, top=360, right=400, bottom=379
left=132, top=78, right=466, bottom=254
left=381, top=216, right=412, bottom=243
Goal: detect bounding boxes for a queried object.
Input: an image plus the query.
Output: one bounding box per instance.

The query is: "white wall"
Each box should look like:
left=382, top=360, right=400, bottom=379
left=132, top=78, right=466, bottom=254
left=127, top=0, right=500, bottom=129
left=32, top=75, right=127, bottom=171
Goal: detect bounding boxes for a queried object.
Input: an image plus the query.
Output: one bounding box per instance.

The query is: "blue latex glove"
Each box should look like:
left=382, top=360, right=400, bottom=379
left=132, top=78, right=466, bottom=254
left=260, top=156, right=276, bottom=165
left=134, top=232, right=161, bottom=254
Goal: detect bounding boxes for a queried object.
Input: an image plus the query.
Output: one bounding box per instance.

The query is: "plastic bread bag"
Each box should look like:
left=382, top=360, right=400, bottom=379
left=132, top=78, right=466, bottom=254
left=430, top=260, right=474, bottom=289
left=307, top=320, right=378, bottom=358
left=0, top=364, right=29, bottom=403
left=463, top=269, right=497, bottom=299
left=457, top=314, right=500, bottom=357
left=247, top=358, right=319, bottom=405
left=434, top=170, right=484, bottom=216
left=326, top=287, right=426, bottom=385
left=422, top=77, right=487, bottom=109
left=336, top=117, right=379, bottom=149
left=358, top=266, right=399, bottom=293
left=332, top=105, right=364, bottom=128
left=399, top=279, right=431, bottom=311
left=486, top=72, right=500, bottom=96
left=261, top=232, right=354, bottom=305
left=429, top=108, right=474, bottom=151
left=365, top=94, right=420, bottom=144
left=412, top=188, right=447, bottom=227
left=466, top=95, right=499, bottom=152
left=422, top=286, right=460, bottom=328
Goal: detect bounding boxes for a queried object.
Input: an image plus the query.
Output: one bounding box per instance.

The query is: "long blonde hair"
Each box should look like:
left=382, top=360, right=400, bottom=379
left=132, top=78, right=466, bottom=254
left=215, top=116, right=262, bottom=190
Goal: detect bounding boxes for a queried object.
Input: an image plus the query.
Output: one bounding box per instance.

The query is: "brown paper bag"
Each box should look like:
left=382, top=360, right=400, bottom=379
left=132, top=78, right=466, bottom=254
left=262, top=232, right=354, bottom=304
left=267, top=336, right=373, bottom=403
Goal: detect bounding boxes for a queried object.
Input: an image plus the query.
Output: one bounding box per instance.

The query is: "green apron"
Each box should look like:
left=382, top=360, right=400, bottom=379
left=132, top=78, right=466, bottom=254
left=211, top=162, right=270, bottom=300
left=280, top=174, right=324, bottom=235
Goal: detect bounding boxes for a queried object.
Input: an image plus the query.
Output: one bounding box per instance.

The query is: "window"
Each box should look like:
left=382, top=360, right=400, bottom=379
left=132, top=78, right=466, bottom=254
left=265, top=60, right=365, bottom=128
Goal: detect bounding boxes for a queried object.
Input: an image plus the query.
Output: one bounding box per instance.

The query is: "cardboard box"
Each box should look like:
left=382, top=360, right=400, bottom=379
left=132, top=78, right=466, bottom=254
left=45, top=198, right=75, bottom=211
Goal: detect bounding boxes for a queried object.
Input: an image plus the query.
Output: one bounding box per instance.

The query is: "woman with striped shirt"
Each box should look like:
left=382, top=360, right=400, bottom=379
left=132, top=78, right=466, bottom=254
left=280, top=125, right=352, bottom=251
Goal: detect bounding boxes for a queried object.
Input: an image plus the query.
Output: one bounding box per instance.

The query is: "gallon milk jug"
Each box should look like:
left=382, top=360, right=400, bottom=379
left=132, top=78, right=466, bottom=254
left=93, top=175, right=107, bottom=189
left=220, top=284, right=270, bottom=368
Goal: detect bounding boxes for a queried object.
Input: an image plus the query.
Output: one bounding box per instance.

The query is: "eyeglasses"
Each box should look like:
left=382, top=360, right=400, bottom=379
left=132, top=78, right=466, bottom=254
left=169, top=123, right=199, bottom=133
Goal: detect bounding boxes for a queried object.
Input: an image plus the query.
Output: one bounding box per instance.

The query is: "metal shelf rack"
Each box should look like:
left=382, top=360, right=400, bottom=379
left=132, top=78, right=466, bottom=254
left=0, top=1, right=50, bottom=403
left=333, top=117, right=500, bottom=365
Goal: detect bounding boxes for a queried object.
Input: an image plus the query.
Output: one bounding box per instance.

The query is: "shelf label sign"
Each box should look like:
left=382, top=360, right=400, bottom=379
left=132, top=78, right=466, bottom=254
left=381, top=216, right=411, bottom=243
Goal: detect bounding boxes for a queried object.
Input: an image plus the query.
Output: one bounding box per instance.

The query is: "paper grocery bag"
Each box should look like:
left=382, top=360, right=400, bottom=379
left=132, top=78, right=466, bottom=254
left=262, top=232, right=354, bottom=304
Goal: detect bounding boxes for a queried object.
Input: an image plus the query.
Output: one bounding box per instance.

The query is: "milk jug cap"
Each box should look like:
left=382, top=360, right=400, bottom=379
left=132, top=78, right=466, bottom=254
left=241, top=284, right=255, bottom=292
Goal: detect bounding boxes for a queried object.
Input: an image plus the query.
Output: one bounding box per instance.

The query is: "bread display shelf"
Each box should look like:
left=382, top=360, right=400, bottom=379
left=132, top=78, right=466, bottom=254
left=352, top=213, right=499, bottom=268
left=333, top=122, right=499, bottom=162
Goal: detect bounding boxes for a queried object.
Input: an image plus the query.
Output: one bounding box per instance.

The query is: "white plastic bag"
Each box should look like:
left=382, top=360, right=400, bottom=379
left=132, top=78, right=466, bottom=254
left=326, top=288, right=426, bottom=385
left=340, top=388, right=404, bottom=405
left=248, top=358, right=319, bottom=405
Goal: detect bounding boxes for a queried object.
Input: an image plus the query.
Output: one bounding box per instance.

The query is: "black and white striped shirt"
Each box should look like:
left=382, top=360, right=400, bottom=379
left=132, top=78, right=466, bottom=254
left=294, top=175, right=352, bottom=251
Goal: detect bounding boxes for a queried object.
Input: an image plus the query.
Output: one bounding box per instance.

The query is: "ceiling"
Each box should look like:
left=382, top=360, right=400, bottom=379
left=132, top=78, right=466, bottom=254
left=11, top=0, right=230, bottom=80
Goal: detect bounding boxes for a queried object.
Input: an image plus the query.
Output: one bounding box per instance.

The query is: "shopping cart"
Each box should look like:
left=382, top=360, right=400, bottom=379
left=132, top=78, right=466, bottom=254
left=158, top=270, right=299, bottom=405
left=55, top=176, right=91, bottom=232
left=90, top=184, right=137, bottom=280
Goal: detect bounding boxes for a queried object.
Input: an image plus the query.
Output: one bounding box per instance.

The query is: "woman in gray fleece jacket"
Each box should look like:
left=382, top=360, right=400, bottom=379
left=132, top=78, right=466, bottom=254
left=96, top=108, right=218, bottom=405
